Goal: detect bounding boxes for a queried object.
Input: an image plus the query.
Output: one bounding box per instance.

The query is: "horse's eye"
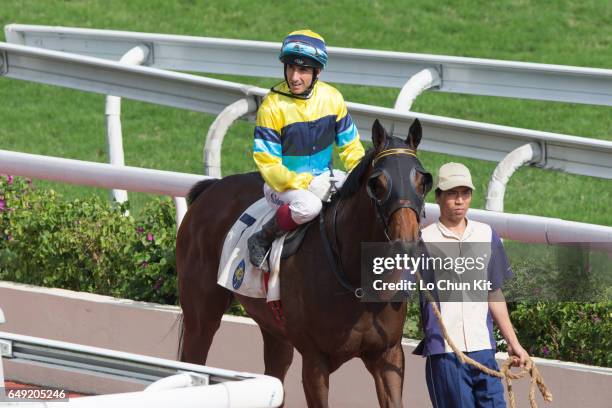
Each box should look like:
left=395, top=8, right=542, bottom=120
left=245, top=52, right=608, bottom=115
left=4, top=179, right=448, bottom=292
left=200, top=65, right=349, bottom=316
left=421, top=173, right=433, bottom=195
left=367, top=173, right=388, bottom=201
left=412, top=169, right=432, bottom=195
left=368, top=177, right=380, bottom=195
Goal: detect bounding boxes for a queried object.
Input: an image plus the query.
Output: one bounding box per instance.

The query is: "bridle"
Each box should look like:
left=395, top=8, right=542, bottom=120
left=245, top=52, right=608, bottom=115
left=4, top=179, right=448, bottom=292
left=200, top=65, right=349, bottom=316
left=366, top=146, right=432, bottom=240
left=320, top=143, right=432, bottom=298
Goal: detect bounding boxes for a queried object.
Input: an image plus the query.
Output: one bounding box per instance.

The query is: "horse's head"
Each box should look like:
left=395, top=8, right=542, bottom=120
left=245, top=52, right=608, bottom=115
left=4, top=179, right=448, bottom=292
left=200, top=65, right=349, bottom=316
left=366, top=119, right=432, bottom=242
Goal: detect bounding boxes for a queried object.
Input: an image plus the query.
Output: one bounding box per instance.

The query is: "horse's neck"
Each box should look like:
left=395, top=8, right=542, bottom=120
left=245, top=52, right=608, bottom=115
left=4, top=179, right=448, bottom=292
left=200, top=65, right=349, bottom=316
left=333, top=188, right=385, bottom=277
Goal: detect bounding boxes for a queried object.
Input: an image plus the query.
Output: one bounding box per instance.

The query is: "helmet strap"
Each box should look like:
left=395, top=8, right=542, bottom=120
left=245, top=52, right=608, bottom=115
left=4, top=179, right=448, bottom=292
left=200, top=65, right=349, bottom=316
left=283, top=63, right=289, bottom=88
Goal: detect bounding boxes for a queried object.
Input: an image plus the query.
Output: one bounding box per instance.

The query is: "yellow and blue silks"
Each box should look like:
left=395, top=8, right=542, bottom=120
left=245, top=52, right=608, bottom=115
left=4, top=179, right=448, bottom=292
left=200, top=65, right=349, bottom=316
left=253, top=81, right=365, bottom=192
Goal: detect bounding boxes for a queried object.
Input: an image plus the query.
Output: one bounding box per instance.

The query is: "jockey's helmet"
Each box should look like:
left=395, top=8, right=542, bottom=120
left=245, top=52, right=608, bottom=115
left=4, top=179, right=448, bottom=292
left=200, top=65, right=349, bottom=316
left=279, top=30, right=328, bottom=69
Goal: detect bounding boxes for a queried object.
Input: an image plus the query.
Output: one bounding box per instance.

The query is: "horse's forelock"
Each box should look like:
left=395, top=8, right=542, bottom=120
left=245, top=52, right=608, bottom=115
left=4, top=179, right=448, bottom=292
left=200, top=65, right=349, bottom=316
left=335, top=136, right=417, bottom=201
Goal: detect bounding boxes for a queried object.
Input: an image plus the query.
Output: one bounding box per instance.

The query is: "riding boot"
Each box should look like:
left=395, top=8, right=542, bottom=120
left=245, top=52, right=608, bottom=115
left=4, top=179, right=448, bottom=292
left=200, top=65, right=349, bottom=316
left=247, top=216, right=286, bottom=269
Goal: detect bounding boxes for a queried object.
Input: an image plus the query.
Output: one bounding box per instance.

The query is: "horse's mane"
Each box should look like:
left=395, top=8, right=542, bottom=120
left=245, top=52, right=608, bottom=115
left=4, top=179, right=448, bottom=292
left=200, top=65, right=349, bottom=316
left=334, top=146, right=376, bottom=200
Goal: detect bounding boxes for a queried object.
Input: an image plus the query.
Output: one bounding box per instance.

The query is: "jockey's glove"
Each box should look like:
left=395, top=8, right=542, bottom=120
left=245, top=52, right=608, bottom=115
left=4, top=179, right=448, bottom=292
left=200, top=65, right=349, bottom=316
left=308, top=172, right=332, bottom=202
left=330, top=169, right=348, bottom=191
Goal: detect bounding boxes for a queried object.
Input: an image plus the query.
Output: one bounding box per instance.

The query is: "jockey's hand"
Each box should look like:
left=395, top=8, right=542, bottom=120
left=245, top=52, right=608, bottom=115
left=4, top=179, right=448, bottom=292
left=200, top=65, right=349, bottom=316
left=308, top=173, right=332, bottom=202
left=508, top=342, right=530, bottom=368
left=330, top=170, right=347, bottom=191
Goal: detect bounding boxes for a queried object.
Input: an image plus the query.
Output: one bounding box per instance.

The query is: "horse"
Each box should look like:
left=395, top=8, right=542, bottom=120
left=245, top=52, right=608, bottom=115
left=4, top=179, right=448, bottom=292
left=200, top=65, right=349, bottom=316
left=177, top=119, right=432, bottom=407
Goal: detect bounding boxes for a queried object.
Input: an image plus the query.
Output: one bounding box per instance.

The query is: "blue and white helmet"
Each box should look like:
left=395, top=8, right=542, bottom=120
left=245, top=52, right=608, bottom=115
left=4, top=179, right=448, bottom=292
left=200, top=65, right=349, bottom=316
left=279, top=29, right=328, bottom=69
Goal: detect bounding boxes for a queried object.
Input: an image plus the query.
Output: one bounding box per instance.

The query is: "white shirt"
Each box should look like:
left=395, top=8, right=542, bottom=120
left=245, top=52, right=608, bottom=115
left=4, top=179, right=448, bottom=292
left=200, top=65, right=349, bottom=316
left=416, top=218, right=511, bottom=355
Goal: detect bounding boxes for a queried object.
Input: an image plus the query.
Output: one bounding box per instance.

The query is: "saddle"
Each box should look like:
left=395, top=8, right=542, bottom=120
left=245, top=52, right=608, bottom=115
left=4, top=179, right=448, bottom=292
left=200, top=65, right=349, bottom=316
left=280, top=221, right=313, bottom=259
left=217, top=198, right=315, bottom=302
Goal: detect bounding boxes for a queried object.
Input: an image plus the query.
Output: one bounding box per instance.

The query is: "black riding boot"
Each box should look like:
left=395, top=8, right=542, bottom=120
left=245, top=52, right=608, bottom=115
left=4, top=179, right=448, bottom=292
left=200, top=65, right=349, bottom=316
left=247, top=216, right=285, bottom=269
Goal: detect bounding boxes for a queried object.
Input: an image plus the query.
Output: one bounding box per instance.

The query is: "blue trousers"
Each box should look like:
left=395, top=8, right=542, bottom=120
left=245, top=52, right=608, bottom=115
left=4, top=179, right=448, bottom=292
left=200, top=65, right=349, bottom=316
left=425, top=349, right=506, bottom=408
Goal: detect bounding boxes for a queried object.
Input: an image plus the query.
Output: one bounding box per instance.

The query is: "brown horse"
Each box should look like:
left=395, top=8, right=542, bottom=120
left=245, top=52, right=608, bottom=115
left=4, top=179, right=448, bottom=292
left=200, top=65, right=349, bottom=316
left=177, top=119, right=432, bottom=407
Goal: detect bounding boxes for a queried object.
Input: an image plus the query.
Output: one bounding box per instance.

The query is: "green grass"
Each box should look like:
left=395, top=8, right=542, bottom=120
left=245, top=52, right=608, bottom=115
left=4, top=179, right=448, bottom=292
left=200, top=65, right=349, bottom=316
left=0, top=0, right=610, bottom=224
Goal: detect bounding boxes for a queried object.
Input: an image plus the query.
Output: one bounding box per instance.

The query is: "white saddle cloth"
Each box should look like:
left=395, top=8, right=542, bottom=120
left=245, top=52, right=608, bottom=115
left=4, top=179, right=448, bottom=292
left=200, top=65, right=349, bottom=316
left=217, top=198, right=284, bottom=302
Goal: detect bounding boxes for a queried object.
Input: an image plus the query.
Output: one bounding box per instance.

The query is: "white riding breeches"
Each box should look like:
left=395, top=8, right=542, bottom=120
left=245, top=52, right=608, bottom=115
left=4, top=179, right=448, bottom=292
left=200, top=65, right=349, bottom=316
left=263, top=184, right=322, bottom=225
left=262, top=169, right=347, bottom=225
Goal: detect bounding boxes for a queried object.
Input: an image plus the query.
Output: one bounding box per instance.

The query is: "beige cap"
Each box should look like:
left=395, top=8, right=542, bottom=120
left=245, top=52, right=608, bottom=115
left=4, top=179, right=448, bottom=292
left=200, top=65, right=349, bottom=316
left=435, top=162, right=475, bottom=191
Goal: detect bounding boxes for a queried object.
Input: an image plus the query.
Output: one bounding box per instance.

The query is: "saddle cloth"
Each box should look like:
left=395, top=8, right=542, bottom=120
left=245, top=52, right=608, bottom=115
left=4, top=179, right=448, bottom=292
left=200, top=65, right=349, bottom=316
left=217, top=198, right=284, bottom=302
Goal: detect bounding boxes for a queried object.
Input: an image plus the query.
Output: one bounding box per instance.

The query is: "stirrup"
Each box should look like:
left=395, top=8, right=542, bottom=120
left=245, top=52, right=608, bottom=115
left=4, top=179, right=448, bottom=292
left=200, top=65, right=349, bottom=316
left=248, top=235, right=272, bottom=271
left=256, top=249, right=271, bottom=272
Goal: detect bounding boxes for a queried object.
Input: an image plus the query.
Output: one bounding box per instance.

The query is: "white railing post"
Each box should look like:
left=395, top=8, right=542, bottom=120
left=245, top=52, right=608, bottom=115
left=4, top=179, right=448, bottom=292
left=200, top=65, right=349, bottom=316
left=105, top=45, right=150, bottom=207
left=485, top=142, right=543, bottom=212
left=174, top=197, right=187, bottom=232
left=394, top=68, right=441, bottom=111
left=203, top=98, right=258, bottom=177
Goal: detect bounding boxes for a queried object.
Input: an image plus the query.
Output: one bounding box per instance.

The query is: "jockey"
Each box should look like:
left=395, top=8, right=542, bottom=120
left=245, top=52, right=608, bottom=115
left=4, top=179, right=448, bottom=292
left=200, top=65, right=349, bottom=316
left=248, top=29, right=365, bottom=269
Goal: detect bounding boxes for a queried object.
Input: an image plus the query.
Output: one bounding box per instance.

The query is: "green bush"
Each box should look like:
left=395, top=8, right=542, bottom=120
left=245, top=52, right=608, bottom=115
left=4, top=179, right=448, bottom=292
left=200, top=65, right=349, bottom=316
left=510, top=302, right=611, bottom=367
left=504, top=240, right=611, bottom=303
left=404, top=300, right=424, bottom=339
left=0, top=175, right=177, bottom=304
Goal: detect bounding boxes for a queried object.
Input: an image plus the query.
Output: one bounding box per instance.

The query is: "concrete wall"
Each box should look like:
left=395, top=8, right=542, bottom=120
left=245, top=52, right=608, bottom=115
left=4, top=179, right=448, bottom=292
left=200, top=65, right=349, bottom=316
left=0, top=281, right=609, bottom=407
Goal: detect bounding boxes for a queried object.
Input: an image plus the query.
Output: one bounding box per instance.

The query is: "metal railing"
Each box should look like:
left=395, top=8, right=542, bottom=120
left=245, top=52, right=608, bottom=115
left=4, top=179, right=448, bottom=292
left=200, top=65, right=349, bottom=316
left=0, top=330, right=284, bottom=407
left=1, top=148, right=611, bottom=247
left=0, top=149, right=208, bottom=229
left=5, top=24, right=612, bottom=106
left=2, top=42, right=611, bottom=179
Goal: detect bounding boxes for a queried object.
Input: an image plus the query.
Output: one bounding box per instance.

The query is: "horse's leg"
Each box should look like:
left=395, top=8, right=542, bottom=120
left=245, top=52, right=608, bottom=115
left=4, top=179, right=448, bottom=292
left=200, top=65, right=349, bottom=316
left=261, top=327, right=294, bottom=382
left=301, top=352, right=331, bottom=408
left=362, top=342, right=405, bottom=408
left=180, top=284, right=233, bottom=365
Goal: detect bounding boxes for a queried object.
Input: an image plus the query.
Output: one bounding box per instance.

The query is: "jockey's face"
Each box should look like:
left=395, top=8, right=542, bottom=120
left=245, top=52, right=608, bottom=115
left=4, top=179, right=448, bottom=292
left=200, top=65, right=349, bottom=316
left=285, top=64, right=317, bottom=95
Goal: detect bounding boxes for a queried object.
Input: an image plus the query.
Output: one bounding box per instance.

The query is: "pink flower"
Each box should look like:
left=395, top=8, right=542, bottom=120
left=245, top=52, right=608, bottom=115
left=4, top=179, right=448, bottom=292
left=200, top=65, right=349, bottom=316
left=6, top=235, right=13, bottom=241
left=153, top=277, right=164, bottom=290
left=7, top=175, right=13, bottom=185
left=146, top=233, right=154, bottom=242
left=542, top=346, right=550, bottom=356
left=136, top=227, right=144, bottom=234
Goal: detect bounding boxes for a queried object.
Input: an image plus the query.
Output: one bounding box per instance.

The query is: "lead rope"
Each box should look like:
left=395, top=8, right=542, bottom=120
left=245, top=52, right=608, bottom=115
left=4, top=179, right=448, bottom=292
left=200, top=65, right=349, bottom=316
left=413, top=262, right=553, bottom=408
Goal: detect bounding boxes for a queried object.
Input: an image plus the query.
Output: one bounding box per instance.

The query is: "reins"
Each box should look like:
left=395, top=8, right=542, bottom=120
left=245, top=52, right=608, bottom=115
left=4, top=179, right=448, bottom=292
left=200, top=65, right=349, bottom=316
left=319, top=198, right=363, bottom=298
left=319, top=147, right=421, bottom=298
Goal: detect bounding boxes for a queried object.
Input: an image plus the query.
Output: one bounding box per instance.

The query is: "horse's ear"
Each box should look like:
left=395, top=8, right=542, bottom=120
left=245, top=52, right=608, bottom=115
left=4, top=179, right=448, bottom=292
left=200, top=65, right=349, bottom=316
left=372, top=119, right=388, bottom=150
left=406, top=119, right=422, bottom=150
